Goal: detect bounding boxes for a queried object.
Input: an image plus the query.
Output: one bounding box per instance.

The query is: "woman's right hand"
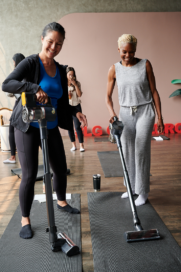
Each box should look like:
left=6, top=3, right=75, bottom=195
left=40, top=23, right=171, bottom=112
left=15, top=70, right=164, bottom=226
left=36, top=88, right=49, bottom=104
left=109, top=115, right=118, bottom=124
left=157, top=118, right=164, bottom=134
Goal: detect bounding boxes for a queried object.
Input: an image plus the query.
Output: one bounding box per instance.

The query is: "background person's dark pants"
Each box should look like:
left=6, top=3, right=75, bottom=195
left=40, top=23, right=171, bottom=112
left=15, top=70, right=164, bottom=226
left=15, top=126, right=67, bottom=217
left=9, top=124, right=16, bottom=156
left=68, top=104, right=84, bottom=143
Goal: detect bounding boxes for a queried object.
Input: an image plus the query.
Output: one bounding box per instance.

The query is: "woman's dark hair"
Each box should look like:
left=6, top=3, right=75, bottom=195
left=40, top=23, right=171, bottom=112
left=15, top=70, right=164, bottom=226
left=66, top=67, right=77, bottom=82
left=66, top=67, right=78, bottom=90
left=12, top=53, right=25, bottom=67
left=42, top=22, right=65, bottom=39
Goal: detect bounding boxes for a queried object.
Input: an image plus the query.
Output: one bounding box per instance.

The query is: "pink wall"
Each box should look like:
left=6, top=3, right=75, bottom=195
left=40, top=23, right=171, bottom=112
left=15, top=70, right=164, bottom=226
left=57, top=13, right=181, bottom=135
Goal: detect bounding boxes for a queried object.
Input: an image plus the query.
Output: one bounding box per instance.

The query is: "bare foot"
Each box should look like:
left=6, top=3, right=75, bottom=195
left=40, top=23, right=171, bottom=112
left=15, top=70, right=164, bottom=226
left=57, top=200, right=68, bottom=207
left=21, top=217, right=31, bottom=227
left=9, top=156, right=16, bottom=161
left=72, top=142, right=76, bottom=148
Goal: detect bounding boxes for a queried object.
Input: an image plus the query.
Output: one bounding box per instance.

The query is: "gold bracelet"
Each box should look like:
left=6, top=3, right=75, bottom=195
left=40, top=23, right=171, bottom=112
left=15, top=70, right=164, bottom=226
left=158, top=116, right=163, bottom=120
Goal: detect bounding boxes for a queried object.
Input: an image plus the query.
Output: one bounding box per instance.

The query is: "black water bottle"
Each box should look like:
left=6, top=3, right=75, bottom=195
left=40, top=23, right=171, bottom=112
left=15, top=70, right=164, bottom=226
left=93, top=174, right=101, bottom=192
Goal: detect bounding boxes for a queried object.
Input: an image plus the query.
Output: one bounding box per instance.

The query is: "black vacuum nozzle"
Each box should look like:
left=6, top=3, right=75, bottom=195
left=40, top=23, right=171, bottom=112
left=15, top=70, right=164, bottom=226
left=58, top=232, right=80, bottom=257
left=125, top=229, right=160, bottom=242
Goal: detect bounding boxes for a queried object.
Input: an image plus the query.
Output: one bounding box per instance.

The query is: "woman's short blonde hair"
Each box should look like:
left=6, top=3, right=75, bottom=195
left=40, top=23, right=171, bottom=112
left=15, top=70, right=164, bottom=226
left=118, top=34, right=137, bottom=48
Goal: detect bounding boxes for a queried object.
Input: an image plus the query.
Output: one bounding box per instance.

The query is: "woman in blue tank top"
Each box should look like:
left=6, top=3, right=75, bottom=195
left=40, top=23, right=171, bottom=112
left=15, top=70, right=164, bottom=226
left=106, top=34, right=164, bottom=207
left=2, top=22, right=87, bottom=239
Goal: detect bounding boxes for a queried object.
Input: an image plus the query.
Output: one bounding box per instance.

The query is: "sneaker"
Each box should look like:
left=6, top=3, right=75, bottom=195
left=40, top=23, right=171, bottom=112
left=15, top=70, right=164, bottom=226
left=3, top=159, right=16, bottom=164
left=70, top=147, right=77, bottom=151
left=80, top=148, right=85, bottom=152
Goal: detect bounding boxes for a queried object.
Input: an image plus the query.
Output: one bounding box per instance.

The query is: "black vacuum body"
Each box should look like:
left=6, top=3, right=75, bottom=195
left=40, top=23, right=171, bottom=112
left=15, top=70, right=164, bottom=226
left=21, top=92, right=80, bottom=254
left=109, top=116, right=161, bottom=242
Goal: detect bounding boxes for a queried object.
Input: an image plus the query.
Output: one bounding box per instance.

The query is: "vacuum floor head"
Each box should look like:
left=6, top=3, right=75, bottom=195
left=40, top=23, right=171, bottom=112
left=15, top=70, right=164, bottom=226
left=58, top=232, right=80, bottom=257
left=125, top=229, right=161, bottom=243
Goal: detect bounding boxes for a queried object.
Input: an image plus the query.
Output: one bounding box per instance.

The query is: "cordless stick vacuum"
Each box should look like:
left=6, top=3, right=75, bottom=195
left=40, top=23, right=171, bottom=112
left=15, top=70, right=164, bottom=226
left=109, top=116, right=161, bottom=242
left=21, top=92, right=80, bottom=255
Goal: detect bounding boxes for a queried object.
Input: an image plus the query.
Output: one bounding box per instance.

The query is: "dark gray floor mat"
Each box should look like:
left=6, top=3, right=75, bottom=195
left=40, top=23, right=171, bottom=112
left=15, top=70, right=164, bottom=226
left=97, top=151, right=123, bottom=177
left=97, top=151, right=151, bottom=177
left=11, top=164, right=53, bottom=181
left=87, top=192, right=181, bottom=272
left=94, top=137, right=109, bottom=142
left=0, top=194, right=82, bottom=272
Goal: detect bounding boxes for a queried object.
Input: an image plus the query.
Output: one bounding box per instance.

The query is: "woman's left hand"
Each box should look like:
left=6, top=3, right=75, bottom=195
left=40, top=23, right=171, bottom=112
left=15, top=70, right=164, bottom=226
left=76, top=112, right=88, bottom=128
left=157, top=119, right=164, bottom=134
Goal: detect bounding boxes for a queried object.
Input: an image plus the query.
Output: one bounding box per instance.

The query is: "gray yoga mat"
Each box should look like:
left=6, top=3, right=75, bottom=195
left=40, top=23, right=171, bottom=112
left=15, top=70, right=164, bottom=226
left=0, top=194, right=82, bottom=272
left=11, top=165, right=53, bottom=181
left=94, top=137, right=109, bottom=142
left=97, top=151, right=124, bottom=177
left=88, top=192, right=181, bottom=272
left=97, top=151, right=151, bottom=177
left=11, top=165, right=70, bottom=181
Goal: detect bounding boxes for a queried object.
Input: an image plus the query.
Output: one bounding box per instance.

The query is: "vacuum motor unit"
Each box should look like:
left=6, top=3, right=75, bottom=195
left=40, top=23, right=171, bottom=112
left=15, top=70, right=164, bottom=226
left=21, top=92, right=56, bottom=123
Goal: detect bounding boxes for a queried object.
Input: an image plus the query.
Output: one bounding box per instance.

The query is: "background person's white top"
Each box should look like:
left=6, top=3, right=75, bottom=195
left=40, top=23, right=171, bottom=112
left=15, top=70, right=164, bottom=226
left=68, top=81, right=82, bottom=106
left=115, top=59, right=152, bottom=107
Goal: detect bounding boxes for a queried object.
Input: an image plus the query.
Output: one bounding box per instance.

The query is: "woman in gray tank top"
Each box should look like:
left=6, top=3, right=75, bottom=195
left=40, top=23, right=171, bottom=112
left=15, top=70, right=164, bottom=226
left=105, top=34, right=164, bottom=206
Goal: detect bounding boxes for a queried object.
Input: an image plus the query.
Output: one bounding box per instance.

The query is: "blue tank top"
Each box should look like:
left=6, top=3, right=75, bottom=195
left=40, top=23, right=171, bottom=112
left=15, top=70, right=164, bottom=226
left=30, top=58, right=63, bottom=129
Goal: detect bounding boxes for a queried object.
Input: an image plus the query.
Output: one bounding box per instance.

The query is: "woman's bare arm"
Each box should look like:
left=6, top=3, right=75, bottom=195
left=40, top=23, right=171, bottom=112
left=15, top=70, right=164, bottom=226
left=74, top=82, right=82, bottom=97
left=70, top=78, right=82, bottom=97
left=105, top=65, right=117, bottom=123
left=146, top=60, right=164, bottom=133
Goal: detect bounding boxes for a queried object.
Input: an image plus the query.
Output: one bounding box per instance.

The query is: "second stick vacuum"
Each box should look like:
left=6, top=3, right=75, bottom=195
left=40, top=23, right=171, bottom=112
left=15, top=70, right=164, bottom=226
left=109, top=116, right=161, bottom=242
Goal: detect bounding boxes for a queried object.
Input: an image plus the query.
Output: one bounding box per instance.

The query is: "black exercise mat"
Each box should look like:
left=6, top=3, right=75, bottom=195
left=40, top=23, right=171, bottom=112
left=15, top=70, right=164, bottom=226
left=97, top=151, right=123, bottom=177
left=94, top=137, right=109, bottom=142
left=0, top=194, right=82, bottom=272
left=11, top=165, right=53, bottom=181
left=88, top=192, right=181, bottom=272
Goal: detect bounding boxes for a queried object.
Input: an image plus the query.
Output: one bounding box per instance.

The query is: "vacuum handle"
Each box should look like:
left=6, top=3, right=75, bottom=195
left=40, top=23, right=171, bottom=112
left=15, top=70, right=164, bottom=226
left=113, top=116, right=118, bottom=121
left=114, top=135, right=141, bottom=227
left=39, top=119, right=57, bottom=244
left=21, top=92, right=53, bottom=108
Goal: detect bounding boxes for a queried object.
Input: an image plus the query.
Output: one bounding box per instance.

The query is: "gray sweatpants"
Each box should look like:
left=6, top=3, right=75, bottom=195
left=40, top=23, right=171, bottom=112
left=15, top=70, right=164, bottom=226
left=119, top=103, right=155, bottom=195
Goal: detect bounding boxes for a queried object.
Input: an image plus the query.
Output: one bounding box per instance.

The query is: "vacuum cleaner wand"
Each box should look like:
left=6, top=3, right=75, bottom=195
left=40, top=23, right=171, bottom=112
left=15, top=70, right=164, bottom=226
left=109, top=117, right=161, bottom=242
left=21, top=92, right=80, bottom=253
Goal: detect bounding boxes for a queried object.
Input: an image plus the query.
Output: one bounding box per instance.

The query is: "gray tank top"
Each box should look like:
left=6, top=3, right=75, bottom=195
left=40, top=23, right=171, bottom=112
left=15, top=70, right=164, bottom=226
left=115, top=59, right=152, bottom=107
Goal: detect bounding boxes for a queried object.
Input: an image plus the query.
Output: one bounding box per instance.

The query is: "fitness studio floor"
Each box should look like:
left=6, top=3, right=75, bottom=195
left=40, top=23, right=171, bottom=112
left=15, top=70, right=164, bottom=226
left=0, top=134, right=181, bottom=272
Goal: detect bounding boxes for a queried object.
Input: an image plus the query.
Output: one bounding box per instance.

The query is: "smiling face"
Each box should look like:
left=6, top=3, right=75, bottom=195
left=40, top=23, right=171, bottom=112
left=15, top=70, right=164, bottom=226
left=118, top=43, right=136, bottom=65
left=41, top=30, right=64, bottom=59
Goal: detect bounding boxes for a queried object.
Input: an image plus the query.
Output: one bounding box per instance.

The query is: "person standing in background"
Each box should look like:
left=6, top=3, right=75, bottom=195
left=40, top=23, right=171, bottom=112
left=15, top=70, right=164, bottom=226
left=3, top=53, right=25, bottom=164
left=67, top=67, right=85, bottom=152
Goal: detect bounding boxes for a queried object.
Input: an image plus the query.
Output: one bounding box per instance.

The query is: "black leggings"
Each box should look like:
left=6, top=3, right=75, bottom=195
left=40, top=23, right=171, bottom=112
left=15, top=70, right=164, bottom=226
left=68, top=104, right=84, bottom=143
left=15, top=126, right=67, bottom=217
left=9, top=124, right=16, bottom=156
